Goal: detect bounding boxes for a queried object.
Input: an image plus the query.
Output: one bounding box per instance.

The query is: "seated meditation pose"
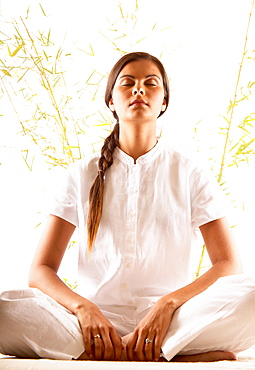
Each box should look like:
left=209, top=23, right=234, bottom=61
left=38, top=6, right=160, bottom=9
left=1, top=52, right=255, bottom=362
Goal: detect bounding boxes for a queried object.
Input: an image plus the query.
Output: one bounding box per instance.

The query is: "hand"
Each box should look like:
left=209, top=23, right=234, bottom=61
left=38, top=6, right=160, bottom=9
left=126, top=296, right=176, bottom=361
left=76, top=301, right=123, bottom=361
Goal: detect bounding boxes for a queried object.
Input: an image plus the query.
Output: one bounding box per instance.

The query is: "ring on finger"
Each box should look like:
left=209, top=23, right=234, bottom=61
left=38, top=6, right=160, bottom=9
left=145, top=338, right=154, bottom=344
left=94, top=334, right=101, bottom=339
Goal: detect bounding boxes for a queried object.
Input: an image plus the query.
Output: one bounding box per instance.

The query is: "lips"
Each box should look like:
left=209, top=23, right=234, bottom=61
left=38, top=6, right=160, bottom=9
left=130, top=99, right=148, bottom=106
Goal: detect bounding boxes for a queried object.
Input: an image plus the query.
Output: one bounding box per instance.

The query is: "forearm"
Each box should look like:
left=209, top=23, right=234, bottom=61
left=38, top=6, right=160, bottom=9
left=162, top=258, right=242, bottom=311
left=164, top=218, right=243, bottom=311
left=28, top=264, right=92, bottom=315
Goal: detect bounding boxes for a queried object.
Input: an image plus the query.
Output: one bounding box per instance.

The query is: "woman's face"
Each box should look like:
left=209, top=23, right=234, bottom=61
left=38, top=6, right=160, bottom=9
left=109, top=59, right=166, bottom=125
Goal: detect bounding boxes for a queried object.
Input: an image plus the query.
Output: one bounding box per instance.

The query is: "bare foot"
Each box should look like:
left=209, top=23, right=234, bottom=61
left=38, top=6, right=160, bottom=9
left=76, top=352, right=91, bottom=360
left=172, top=351, right=237, bottom=362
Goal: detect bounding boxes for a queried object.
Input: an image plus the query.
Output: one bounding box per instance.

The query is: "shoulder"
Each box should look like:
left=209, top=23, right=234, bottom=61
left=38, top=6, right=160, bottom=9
left=159, top=139, right=204, bottom=171
left=159, top=139, right=219, bottom=188
left=65, top=152, right=100, bottom=177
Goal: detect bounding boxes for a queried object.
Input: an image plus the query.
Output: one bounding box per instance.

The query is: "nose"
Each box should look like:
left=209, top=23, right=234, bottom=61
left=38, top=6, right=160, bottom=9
left=132, top=85, right=145, bottom=96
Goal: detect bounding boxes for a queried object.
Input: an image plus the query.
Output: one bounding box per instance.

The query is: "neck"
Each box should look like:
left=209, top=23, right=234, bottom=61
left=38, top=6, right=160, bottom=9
left=118, top=124, right=157, bottom=163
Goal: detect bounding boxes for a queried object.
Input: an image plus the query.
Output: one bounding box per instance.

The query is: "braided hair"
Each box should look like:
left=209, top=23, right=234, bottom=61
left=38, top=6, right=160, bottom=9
left=87, top=52, right=170, bottom=253
left=87, top=123, right=119, bottom=253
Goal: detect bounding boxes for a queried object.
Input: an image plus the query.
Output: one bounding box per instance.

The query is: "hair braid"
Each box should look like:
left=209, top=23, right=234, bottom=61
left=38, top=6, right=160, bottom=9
left=87, top=123, right=119, bottom=253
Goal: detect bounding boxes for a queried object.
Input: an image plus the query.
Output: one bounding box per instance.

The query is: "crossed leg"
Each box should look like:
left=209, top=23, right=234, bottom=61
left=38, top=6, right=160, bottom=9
left=1, top=275, right=255, bottom=362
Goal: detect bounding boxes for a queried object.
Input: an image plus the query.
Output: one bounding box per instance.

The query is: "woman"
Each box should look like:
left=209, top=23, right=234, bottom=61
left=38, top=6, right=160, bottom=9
left=1, top=52, right=255, bottom=362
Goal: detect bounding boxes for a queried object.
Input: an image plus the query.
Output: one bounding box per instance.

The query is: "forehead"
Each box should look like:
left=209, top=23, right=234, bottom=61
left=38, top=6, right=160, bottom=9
left=118, top=59, right=162, bottom=79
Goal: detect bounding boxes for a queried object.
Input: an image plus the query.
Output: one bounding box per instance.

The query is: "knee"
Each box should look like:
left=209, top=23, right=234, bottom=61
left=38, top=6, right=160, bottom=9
left=226, top=274, right=255, bottom=313
left=0, top=291, right=17, bottom=333
left=0, top=291, right=14, bottom=353
left=0, top=291, right=11, bottom=323
left=0, top=290, right=30, bottom=337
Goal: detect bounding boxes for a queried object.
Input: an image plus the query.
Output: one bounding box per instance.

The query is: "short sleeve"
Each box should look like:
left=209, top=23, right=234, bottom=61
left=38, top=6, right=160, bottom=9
left=49, top=164, right=79, bottom=227
left=190, top=167, right=227, bottom=229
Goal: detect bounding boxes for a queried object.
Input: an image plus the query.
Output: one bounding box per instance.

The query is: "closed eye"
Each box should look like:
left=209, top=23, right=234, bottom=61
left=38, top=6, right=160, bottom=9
left=145, top=79, right=158, bottom=86
left=121, top=79, right=135, bottom=86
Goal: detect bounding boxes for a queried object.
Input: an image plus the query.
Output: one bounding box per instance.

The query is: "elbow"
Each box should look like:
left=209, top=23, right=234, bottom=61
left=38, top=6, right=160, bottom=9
left=231, top=252, right=243, bottom=275
left=28, top=267, right=37, bottom=288
left=224, top=258, right=243, bottom=276
left=28, top=263, right=43, bottom=288
left=234, top=261, right=243, bottom=275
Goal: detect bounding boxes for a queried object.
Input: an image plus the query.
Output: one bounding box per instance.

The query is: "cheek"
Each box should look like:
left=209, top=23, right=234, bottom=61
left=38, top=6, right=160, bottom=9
left=112, top=91, right=128, bottom=112
left=112, top=90, right=121, bottom=105
left=153, top=91, right=165, bottom=106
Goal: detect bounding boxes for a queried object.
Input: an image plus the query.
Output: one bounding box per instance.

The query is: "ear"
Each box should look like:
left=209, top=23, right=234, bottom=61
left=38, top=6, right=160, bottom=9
left=161, top=98, right=167, bottom=112
left=109, top=98, right=115, bottom=112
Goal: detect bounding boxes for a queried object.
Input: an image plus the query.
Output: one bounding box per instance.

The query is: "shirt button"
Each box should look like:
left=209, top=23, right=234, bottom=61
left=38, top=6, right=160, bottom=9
left=126, top=263, right=132, bottom=268
left=127, top=237, right=134, bottom=244
left=129, top=210, right=136, bottom=217
left=127, top=301, right=133, bottom=305
left=121, top=283, right=127, bottom=290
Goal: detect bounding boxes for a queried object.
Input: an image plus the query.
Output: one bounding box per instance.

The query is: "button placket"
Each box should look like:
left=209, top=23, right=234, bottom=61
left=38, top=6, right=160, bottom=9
left=125, top=164, right=139, bottom=253
left=119, top=164, right=139, bottom=306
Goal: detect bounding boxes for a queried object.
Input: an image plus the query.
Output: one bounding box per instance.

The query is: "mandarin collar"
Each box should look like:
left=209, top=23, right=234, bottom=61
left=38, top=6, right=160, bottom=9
left=113, top=139, right=163, bottom=166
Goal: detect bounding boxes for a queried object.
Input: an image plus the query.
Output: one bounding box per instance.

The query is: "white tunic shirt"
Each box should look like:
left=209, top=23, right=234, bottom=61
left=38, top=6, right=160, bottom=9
left=50, top=140, right=226, bottom=325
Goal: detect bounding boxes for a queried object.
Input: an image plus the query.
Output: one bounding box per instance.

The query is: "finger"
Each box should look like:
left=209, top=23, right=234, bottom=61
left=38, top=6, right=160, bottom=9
left=110, top=330, right=123, bottom=360
left=126, top=332, right=138, bottom=361
left=144, top=336, right=155, bottom=362
left=154, top=335, right=163, bottom=362
left=82, top=326, right=93, bottom=359
left=133, top=332, right=147, bottom=361
left=102, top=333, right=114, bottom=361
left=93, top=333, right=103, bottom=360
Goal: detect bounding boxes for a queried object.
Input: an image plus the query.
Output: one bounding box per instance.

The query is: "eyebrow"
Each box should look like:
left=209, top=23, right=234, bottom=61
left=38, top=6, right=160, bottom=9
left=119, top=74, right=161, bottom=80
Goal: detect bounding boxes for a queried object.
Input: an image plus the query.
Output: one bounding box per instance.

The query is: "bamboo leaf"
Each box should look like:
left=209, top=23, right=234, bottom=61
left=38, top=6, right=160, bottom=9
left=239, top=126, right=251, bottom=134
left=222, top=116, right=230, bottom=124
left=114, top=33, right=126, bottom=40
left=64, top=146, right=79, bottom=150
left=152, top=22, right=157, bottom=31
left=47, top=29, right=51, bottom=45
left=43, top=67, right=53, bottom=74
left=43, top=49, right=49, bottom=61
left=7, top=44, right=12, bottom=56
left=1, top=69, right=11, bottom=77
left=9, top=42, right=25, bottom=57
left=25, top=6, right=30, bottom=19
left=17, top=68, right=29, bottom=83
left=0, top=59, right=7, bottom=68
left=136, top=36, right=147, bottom=43
left=39, top=3, right=47, bottom=16
left=86, top=44, right=94, bottom=56
left=14, top=26, right=23, bottom=42
left=56, top=47, right=63, bottom=61
left=52, top=75, right=61, bottom=88
left=160, top=26, right=172, bottom=32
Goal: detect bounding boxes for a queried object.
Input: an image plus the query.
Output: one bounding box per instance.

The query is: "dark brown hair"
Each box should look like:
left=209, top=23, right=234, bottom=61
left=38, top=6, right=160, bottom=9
left=87, top=52, right=170, bottom=253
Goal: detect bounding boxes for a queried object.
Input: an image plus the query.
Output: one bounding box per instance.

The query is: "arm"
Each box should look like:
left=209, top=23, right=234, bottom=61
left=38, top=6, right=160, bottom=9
left=126, top=217, right=242, bottom=361
left=29, top=215, right=123, bottom=360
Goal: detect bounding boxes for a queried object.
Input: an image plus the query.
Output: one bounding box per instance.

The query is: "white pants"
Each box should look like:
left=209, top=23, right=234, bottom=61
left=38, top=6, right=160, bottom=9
left=1, top=274, right=255, bottom=361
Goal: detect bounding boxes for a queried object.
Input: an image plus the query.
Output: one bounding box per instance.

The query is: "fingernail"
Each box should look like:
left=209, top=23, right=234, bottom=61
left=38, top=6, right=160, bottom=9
left=155, top=357, right=159, bottom=362
left=89, top=354, right=93, bottom=359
